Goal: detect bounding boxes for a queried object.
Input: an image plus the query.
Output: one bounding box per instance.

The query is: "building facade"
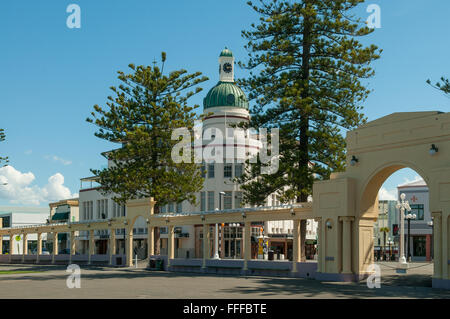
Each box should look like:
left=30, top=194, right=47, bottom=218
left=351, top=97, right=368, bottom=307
left=397, top=179, right=433, bottom=262
left=0, top=206, right=49, bottom=254
left=76, top=48, right=318, bottom=261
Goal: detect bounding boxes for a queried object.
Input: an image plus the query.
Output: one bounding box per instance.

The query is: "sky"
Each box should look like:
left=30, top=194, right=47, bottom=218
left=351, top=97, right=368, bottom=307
left=0, top=0, right=448, bottom=206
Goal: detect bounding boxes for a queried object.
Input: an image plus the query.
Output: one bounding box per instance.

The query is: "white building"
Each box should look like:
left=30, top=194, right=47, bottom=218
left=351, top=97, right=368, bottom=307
left=0, top=206, right=49, bottom=254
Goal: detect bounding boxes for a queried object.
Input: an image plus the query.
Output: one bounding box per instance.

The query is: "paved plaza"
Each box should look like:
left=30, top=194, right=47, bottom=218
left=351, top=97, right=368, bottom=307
left=0, top=261, right=447, bottom=299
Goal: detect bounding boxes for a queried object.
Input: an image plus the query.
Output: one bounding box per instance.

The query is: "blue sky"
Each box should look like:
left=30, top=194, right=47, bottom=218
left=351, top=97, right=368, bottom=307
left=0, top=0, right=448, bottom=206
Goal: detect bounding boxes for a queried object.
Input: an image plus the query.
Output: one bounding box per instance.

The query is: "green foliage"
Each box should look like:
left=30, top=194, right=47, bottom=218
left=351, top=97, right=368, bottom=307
left=236, top=0, right=381, bottom=205
left=427, top=77, right=450, bottom=96
left=87, top=52, right=208, bottom=207
left=0, top=129, right=8, bottom=166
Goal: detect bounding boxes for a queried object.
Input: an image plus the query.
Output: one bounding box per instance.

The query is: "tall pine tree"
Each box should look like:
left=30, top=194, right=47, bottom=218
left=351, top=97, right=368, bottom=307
left=237, top=0, right=381, bottom=260
left=87, top=53, right=208, bottom=253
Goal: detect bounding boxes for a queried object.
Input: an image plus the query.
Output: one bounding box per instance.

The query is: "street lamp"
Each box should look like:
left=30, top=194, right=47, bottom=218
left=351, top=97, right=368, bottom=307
left=405, top=213, right=416, bottom=262
left=396, top=193, right=411, bottom=269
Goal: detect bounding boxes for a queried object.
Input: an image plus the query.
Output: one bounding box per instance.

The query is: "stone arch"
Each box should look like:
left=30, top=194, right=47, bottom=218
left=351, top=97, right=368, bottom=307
left=313, top=112, right=450, bottom=287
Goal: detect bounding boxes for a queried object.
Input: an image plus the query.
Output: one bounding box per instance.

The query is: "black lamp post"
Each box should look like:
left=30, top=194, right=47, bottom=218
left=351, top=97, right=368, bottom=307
left=405, top=213, right=416, bottom=262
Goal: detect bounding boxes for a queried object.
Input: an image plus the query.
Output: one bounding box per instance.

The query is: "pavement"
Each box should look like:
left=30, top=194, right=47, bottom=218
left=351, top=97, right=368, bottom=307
left=0, top=261, right=447, bottom=299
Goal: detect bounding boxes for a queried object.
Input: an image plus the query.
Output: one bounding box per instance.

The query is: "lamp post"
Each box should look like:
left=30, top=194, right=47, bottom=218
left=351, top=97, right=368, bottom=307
left=396, top=193, right=411, bottom=269
left=405, top=213, right=416, bottom=262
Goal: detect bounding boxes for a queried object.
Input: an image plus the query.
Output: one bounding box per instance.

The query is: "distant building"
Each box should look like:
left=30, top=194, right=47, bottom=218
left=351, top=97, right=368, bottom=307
left=48, top=198, right=80, bottom=253
left=0, top=206, right=49, bottom=254
left=374, top=200, right=398, bottom=260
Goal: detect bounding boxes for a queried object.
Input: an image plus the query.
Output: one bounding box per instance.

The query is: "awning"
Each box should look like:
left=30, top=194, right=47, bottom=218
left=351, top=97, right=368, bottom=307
left=52, top=212, right=69, bottom=221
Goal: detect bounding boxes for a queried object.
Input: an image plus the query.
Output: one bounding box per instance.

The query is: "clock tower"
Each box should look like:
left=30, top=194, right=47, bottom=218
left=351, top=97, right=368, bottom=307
left=219, top=47, right=234, bottom=82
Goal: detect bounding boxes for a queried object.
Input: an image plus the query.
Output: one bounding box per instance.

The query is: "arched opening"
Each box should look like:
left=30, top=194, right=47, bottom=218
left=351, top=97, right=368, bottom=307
left=358, top=164, right=433, bottom=286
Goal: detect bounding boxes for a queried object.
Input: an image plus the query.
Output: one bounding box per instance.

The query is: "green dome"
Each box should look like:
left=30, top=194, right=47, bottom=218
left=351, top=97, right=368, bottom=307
left=203, top=81, right=249, bottom=109
left=219, top=47, right=233, bottom=57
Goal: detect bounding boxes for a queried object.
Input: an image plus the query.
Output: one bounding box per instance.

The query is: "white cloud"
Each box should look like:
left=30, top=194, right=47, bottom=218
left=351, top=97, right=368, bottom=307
left=402, top=174, right=423, bottom=184
left=378, top=187, right=397, bottom=201
left=0, top=165, right=77, bottom=205
left=44, top=155, right=72, bottom=166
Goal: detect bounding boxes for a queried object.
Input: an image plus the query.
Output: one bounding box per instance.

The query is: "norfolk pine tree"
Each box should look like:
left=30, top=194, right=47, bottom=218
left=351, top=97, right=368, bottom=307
left=87, top=52, right=208, bottom=253
left=236, top=0, right=381, bottom=260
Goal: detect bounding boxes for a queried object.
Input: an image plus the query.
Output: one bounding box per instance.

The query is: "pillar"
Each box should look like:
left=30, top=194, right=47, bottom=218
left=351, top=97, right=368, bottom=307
left=315, top=218, right=323, bottom=273
left=22, top=233, right=28, bottom=262
left=243, top=222, right=251, bottom=271
left=125, top=226, right=133, bottom=267
left=202, top=224, right=210, bottom=269
left=88, top=229, right=95, bottom=265
left=9, top=234, right=14, bottom=263
left=109, top=228, right=116, bottom=265
left=168, top=225, right=174, bottom=267
left=52, top=232, right=58, bottom=264
left=148, top=226, right=154, bottom=257
left=432, top=212, right=442, bottom=279
left=36, top=233, right=42, bottom=264
left=340, top=216, right=354, bottom=274
left=70, top=231, right=76, bottom=263
left=292, top=219, right=301, bottom=273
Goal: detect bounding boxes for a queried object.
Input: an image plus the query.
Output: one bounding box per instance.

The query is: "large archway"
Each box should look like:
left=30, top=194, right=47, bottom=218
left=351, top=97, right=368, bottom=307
left=313, top=112, right=450, bottom=289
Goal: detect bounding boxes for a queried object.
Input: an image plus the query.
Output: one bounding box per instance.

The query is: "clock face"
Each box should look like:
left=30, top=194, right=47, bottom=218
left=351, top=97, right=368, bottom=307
left=223, top=63, right=232, bottom=73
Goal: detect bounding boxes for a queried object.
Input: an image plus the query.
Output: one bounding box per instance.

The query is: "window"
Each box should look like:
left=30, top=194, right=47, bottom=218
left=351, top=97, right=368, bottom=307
left=224, top=191, right=232, bottom=209
left=1, top=216, right=10, bottom=228
left=160, top=205, right=166, bottom=214
left=235, top=192, right=243, bottom=209
left=410, top=204, right=424, bottom=220
left=168, top=202, right=174, bottom=212
left=200, top=192, right=206, bottom=211
left=235, top=163, right=243, bottom=178
left=208, top=163, right=215, bottom=178
left=207, top=191, right=215, bottom=211
left=224, top=163, right=232, bottom=178
left=176, top=202, right=182, bottom=213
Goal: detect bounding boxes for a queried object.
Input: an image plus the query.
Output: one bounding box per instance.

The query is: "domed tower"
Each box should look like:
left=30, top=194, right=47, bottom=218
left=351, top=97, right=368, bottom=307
left=202, top=47, right=251, bottom=164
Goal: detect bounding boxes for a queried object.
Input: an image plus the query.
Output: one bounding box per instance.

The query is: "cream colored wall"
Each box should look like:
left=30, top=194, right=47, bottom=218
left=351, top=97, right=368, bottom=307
left=314, top=112, right=450, bottom=280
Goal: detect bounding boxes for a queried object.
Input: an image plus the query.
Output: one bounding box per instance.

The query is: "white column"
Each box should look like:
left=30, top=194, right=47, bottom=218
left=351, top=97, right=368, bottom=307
left=202, top=224, right=210, bottom=269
